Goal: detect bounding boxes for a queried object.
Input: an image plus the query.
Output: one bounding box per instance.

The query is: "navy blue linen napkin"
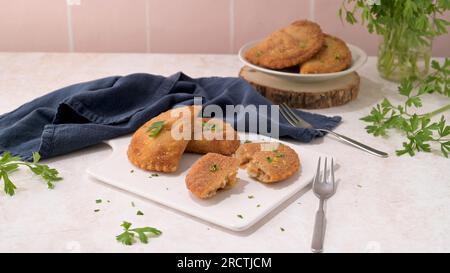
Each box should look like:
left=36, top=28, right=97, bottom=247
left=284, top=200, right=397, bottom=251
left=0, top=72, right=341, bottom=161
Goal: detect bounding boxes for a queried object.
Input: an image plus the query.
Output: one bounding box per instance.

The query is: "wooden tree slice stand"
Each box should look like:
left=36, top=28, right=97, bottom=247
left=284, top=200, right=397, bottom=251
left=239, top=66, right=360, bottom=109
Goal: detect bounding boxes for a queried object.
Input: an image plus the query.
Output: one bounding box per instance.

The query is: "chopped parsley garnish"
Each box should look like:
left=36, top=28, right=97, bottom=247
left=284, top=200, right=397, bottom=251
left=95, top=199, right=102, bottom=204
left=237, top=214, right=244, bottom=219
left=335, top=53, right=341, bottom=60
left=202, top=122, right=216, bottom=131
left=151, top=173, right=159, bottom=177
left=131, top=202, right=135, bottom=207
left=130, top=169, right=134, bottom=173
left=94, top=209, right=100, bottom=212
left=280, top=227, right=285, bottom=232
left=244, top=140, right=252, bottom=144
left=257, top=204, right=261, bottom=208
left=210, top=164, right=218, bottom=172
left=137, top=210, right=144, bottom=216
left=147, top=121, right=165, bottom=138
left=266, top=156, right=273, bottom=163
left=248, top=195, right=254, bottom=199
left=116, top=221, right=162, bottom=246
left=275, top=151, right=284, bottom=158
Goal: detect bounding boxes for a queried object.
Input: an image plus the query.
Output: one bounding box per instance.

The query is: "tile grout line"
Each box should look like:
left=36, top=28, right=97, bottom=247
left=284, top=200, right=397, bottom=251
left=229, top=0, right=235, bottom=54
left=66, top=2, right=75, bottom=52
left=309, top=0, right=315, bottom=21
left=145, top=0, right=151, bottom=53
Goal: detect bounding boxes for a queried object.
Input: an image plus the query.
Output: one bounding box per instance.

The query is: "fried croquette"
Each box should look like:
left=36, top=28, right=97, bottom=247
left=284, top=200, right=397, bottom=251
left=186, top=118, right=240, bottom=156
left=245, top=20, right=324, bottom=69
left=185, top=153, right=240, bottom=199
left=300, top=34, right=352, bottom=74
left=127, top=106, right=199, bottom=173
left=234, top=142, right=300, bottom=183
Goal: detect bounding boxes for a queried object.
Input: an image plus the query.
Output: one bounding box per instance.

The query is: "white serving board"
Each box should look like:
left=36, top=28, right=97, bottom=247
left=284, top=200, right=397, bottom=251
left=87, top=133, right=332, bottom=231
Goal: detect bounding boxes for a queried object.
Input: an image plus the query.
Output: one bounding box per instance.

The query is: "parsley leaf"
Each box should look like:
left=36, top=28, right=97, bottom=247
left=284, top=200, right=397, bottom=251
left=147, top=121, right=165, bottom=138
left=131, top=227, right=162, bottom=244
left=202, top=121, right=217, bottom=131
left=116, top=221, right=162, bottom=246
left=2, top=172, right=17, bottom=196
left=116, top=231, right=134, bottom=246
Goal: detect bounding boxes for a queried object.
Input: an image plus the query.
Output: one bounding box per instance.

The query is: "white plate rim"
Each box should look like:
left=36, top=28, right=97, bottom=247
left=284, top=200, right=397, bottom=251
left=238, top=39, right=368, bottom=81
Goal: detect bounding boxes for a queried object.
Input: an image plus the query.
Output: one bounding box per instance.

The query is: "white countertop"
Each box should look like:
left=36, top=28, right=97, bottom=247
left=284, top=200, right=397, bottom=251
left=0, top=53, right=449, bottom=253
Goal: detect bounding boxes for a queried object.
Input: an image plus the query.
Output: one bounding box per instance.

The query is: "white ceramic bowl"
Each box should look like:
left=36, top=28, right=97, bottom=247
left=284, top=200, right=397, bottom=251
left=238, top=40, right=368, bottom=82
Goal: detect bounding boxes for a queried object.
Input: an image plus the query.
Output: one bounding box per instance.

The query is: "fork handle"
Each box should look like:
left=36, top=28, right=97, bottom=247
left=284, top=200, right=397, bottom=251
left=311, top=201, right=326, bottom=253
left=321, top=130, right=389, bottom=158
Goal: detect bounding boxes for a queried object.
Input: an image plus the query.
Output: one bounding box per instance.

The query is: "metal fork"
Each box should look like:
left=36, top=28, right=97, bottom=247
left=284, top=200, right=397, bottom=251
left=311, top=157, right=336, bottom=253
left=279, top=103, right=388, bottom=158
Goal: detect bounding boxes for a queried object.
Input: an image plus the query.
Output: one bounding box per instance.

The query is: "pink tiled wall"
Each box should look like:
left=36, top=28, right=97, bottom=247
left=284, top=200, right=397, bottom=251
left=0, top=0, right=69, bottom=51
left=149, top=0, right=231, bottom=53
left=71, top=0, right=147, bottom=52
left=0, top=0, right=449, bottom=56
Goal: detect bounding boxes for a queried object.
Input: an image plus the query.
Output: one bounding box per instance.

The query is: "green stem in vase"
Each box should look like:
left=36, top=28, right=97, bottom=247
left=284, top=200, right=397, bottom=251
left=340, top=0, right=450, bottom=82
left=377, top=21, right=431, bottom=81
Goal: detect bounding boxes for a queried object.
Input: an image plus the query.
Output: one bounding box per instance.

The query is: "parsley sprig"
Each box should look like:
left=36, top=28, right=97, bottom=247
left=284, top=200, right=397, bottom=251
left=361, top=59, right=450, bottom=157
left=116, top=221, right=162, bottom=245
left=0, top=151, right=62, bottom=196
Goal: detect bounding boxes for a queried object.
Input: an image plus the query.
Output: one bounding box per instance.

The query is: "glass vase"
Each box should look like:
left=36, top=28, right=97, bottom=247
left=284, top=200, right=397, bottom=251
left=377, top=26, right=432, bottom=82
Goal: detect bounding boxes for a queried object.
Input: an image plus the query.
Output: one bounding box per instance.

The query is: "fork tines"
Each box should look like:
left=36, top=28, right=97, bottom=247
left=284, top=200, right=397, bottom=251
left=279, top=103, right=313, bottom=129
